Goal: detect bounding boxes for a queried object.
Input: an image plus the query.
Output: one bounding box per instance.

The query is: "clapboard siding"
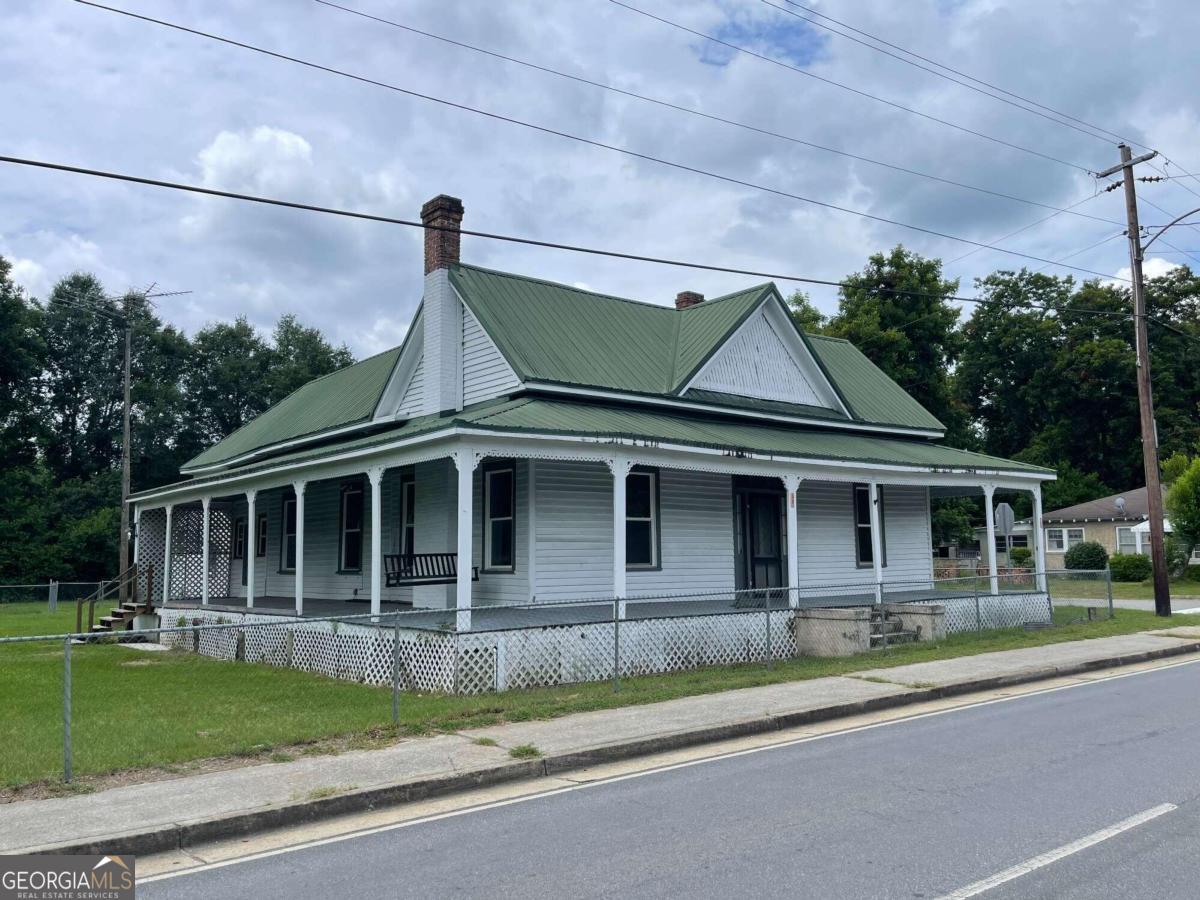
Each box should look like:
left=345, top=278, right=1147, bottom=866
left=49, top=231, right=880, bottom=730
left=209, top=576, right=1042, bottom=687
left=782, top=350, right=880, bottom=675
left=628, top=469, right=735, bottom=596
left=413, top=459, right=455, bottom=608
left=395, top=355, right=425, bottom=418
left=794, top=481, right=931, bottom=587
left=463, top=305, right=520, bottom=406
left=533, top=460, right=614, bottom=601
left=692, top=309, right=828, bottom=406
left=472, top=459, right=530, bottom=605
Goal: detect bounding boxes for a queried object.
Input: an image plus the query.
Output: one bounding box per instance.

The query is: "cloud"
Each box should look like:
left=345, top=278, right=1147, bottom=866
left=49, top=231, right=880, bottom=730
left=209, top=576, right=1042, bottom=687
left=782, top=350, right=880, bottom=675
left=1, top=0, right=1198, bottom=356
left=1112, top=256, right=1183, bottom=284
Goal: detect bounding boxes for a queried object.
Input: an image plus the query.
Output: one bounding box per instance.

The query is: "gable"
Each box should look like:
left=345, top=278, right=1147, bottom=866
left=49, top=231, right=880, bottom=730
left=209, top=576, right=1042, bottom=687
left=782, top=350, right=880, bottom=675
left=462, top=302, right=520, bottom=405
left=684, top=300, right=844, bottom=411
left=374, top=309, right=424, bottom=421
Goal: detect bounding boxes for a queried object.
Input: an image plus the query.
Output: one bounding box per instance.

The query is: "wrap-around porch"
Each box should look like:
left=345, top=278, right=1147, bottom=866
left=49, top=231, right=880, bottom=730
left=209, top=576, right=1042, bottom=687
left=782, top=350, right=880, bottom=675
left=133, top=438, right=1051, bottom=632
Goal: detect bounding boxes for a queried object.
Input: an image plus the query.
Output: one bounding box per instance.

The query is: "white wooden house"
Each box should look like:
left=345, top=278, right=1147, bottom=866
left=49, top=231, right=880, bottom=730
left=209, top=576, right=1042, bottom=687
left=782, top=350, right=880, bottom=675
left=127, top=195, right=1055, bottom=689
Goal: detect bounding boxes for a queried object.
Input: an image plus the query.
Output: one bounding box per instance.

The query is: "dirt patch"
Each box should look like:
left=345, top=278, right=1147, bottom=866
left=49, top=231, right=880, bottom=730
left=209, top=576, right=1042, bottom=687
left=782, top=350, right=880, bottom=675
left=0, top=727, right=412, bottom=805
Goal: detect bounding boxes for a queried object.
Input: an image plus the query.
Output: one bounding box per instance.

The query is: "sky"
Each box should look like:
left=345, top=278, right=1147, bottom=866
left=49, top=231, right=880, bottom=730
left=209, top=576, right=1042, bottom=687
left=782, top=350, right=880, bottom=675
left=2, top=0, right=1197, bottom=358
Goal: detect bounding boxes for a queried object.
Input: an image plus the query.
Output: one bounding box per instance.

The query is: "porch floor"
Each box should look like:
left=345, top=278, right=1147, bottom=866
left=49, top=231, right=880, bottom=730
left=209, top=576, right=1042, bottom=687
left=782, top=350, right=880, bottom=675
left=160, top=584, right=1029, bottom=632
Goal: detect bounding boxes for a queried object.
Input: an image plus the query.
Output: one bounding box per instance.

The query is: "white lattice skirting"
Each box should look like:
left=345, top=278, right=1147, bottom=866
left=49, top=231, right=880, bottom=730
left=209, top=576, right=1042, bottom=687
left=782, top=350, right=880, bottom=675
left=158, top=593, right=1050, bottom=695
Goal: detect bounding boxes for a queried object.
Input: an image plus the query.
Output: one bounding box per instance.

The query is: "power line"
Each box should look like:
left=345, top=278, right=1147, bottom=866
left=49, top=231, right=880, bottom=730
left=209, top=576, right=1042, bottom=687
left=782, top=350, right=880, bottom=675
left=609, top=0, right=1098, bottom=174
left=312, top=0, right=1120, bottom=226
left=764, top=0, right=1117, bottom=145
left=71, top=1, right=1125, bottom=281
left=0, top=153, right=1135, bottom=321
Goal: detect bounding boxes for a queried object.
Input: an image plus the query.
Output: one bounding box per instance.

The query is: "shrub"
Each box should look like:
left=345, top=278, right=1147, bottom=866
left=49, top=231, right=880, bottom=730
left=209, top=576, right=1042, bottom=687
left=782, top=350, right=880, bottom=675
left=1010, top=547, right=1032, bottom=567
left=1064, top=540, right=1108, bottom=571
left=1108, top=553, right=1152, bottom=582
left=1166, top=534, right=1193, bottom=578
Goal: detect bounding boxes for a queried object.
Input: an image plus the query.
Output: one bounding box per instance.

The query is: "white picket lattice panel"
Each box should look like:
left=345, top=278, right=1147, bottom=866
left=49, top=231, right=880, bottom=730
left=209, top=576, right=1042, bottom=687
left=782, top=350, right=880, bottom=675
left=136, top=508, right=167, bottom=601
left=938, top=592, right=1052, bottom=633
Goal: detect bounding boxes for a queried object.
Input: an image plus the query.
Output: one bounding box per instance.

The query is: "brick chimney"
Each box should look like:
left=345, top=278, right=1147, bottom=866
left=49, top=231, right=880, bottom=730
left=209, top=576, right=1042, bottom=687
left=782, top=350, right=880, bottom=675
left=421, top=194, right=464, bottom=274
left=675, top=290, right=704, bottom=310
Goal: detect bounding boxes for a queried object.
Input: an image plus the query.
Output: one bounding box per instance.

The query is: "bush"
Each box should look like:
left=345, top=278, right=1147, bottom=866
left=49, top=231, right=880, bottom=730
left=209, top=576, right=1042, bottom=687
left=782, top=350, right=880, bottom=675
left=1108, top=553, right=1152, bottom=582
left=1166, top=534, right=1194, bottom=578
left=1010, top=547, right=1032, bottom=567
left=1064, top=540, right=1108, bottom=571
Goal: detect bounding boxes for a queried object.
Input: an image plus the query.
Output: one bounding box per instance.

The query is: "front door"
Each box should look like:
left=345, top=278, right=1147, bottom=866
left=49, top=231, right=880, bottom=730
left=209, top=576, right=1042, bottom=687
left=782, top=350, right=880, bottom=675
left=734, top=484, right=786, bottom=591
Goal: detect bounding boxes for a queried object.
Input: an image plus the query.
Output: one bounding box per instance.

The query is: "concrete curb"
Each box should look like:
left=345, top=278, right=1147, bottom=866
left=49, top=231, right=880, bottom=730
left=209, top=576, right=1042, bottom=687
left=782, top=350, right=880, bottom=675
left=26, top=638, right=1200, bottom=858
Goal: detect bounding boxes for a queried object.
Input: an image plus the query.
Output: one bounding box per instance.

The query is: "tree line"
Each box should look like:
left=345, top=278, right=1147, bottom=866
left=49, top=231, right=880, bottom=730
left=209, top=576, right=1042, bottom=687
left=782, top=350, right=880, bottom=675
left=0, top=258, right=353, bottom=583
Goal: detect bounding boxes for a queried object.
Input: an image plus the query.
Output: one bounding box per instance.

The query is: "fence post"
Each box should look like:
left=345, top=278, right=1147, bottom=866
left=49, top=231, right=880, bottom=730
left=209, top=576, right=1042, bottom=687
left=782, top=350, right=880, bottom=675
left=612, top=598, right=621, bottom=692
left=973, top=576, right=982, bottom=632
left=765, top=594, right=772, bottom=669
left=63, top=636, right=72, bottom=783
left=391, top=613, right=401, bottom=726
left=1105, top=567, right=1115, bottom=620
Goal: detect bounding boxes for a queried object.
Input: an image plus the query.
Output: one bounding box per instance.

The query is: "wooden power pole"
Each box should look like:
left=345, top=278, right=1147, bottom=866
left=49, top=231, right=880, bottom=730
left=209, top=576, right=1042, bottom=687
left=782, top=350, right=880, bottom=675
left=118, top=294, right=133, bottom=600
left=1097, top=145, right=1171, bottom=616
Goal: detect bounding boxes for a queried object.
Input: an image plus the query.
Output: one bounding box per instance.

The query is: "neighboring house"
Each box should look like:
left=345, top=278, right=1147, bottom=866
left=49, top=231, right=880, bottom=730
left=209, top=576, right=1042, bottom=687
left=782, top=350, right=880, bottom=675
left=978, top=486, right=1197, bottom=570
left=128, top=194, right=1054, bottom=666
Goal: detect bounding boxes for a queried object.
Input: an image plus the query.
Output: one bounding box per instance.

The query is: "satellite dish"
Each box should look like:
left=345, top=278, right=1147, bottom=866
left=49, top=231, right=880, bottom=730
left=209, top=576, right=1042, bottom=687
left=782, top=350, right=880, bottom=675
left=1115, top=497, right=1127, bottom=515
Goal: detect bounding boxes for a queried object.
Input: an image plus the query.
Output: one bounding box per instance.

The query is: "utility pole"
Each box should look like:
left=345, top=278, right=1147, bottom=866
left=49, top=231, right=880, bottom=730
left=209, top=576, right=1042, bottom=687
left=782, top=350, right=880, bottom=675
left=1096, top=145, right=1170, bottom=616
left=118, top=292, right=133, bottom=601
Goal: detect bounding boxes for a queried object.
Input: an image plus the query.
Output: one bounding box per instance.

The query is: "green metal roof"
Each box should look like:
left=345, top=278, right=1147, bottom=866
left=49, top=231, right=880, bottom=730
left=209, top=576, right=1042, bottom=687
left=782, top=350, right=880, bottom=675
left=463, top=398, right=1045, bottom=474
left=138, top=395, right=1047, bottom=498
left=181, top=345, right=403, bottom=472
left=806, top=334, right=945, bottom=432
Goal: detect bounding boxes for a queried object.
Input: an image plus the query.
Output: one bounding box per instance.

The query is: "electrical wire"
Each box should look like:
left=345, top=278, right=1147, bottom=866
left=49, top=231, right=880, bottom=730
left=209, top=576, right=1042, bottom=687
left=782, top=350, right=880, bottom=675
left=767, top=0, right=1139, bottom=149
left=71, top=1, right=1125, bottom=281
left=0, top=152, right=1137, bottom=320
left=609, top=0, right=1098, bottom=174
left=312, top=0, right=1120, bottom=226
left=764, top=0, right=1117, bottom=145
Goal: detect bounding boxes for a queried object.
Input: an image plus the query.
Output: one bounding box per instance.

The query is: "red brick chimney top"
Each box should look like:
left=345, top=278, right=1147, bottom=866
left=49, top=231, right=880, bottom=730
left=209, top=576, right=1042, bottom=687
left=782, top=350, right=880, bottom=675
left=421, top=194, right=465, bottom=274
left=675, top=290, right=704, bottom=310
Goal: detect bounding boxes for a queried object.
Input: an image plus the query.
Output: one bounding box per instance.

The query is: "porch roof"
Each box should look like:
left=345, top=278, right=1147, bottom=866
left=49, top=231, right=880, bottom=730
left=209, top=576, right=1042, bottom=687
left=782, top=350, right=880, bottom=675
left=132, top=395, right=1051, bottom=501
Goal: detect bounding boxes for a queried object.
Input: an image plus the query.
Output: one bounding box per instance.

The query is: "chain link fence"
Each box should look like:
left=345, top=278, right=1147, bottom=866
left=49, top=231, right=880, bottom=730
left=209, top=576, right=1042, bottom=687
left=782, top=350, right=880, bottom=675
left=0, top=582, right=106, bottom=606
left=0, top=569, right=1118, bottom=783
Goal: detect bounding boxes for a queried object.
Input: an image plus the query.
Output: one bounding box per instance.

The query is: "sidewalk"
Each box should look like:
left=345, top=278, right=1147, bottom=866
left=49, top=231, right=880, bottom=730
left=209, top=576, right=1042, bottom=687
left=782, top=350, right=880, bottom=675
left=6, top=627, right=1200, bottom=857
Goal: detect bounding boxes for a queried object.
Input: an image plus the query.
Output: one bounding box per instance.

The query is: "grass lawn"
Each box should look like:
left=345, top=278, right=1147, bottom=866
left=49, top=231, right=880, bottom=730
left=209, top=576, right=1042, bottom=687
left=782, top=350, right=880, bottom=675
left=1044, top=573, right=1200, bottom=602
left=0, top=600, right=1190, bottom=791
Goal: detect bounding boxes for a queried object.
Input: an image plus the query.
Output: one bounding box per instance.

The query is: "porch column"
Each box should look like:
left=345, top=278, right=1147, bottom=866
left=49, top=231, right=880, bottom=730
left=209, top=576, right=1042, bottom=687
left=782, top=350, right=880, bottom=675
left=162, top=503, right=174, bottom=604
left=1030, top=485, right=1047, bottom=592
left=200, top=497, right=212, bottom=605
left=983, top=483, right=999, bottom=595
left=868, top=482, right=884, bottom=603
left=293, top=479, right=307, bottom=615
left=608, top=456, right=634, bottom=619
left=245, top=489, right=257, bottom=609
left=367, top=466, right=385, bottom=618
left=452, top=449, right=477, bottom=632
left=781, top=474, right=802, bottom=608
left=132, top=505, right=141, bottom=566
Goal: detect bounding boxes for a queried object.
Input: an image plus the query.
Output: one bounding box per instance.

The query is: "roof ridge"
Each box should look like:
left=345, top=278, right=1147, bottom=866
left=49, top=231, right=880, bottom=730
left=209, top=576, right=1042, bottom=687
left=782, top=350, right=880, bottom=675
left=455, top=262, right=675, bottom=313
left=804, top=332, right=851, bottom=344
left=678, top=282, right=774, bottom=309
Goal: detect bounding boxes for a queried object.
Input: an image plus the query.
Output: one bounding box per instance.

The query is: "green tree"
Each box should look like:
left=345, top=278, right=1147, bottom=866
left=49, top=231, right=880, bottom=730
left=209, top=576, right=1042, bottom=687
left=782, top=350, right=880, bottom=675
left=264, top=314, right=354, bottom=405
left=1163, top=451, right=1193, bottom=485
left=0, top=256, right=45, bottom=463
left=786, top=290, right=828, bottom=334
left=828, top=246, right=967, bottom=443
left=1166, top=457, right=1200, bottom=557
left=181, top=317, right=272, bottom=449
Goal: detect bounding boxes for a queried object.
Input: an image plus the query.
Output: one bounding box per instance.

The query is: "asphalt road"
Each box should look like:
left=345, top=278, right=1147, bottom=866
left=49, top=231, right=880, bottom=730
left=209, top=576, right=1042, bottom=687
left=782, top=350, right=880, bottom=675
left=143, top=660, right=1200, bottom=900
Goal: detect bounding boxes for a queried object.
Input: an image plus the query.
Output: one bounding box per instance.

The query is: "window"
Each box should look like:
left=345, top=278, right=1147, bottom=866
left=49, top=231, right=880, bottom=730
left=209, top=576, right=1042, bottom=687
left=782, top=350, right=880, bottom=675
left=1046, top=527, right=1085, bottom=553
left=399, top=474, right=415, bottom=558
left=255, top=514, right=268, bottom=558
left=626, top=468, right=659, bottom=569
left=853, top=484, right=886, bottom=568
left=281, top=496, right=297, bottom=571
left=232, top=518, right=246, bottom=560
left=483, top=463, right=515, bottom=572
left=339, top=481, right=364, bottom=572
left=1116, top=526, right=1139, bottom=555
left=993, top=534, right=1029, bottom=553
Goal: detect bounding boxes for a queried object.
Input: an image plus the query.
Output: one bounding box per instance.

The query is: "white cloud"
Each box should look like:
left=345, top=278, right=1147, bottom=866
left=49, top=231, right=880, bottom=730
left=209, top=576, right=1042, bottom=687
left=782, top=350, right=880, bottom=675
left=1, top=0, right=1198, bottom=352
left=1112, top=256, right=1182, bottom=284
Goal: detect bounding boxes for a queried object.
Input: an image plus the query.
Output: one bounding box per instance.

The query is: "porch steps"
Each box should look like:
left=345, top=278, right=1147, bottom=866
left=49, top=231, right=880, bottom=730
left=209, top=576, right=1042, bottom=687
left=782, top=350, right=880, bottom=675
left=869, top=609, right=919, bottom=649
left=92, top=600, right=151, bottom=633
